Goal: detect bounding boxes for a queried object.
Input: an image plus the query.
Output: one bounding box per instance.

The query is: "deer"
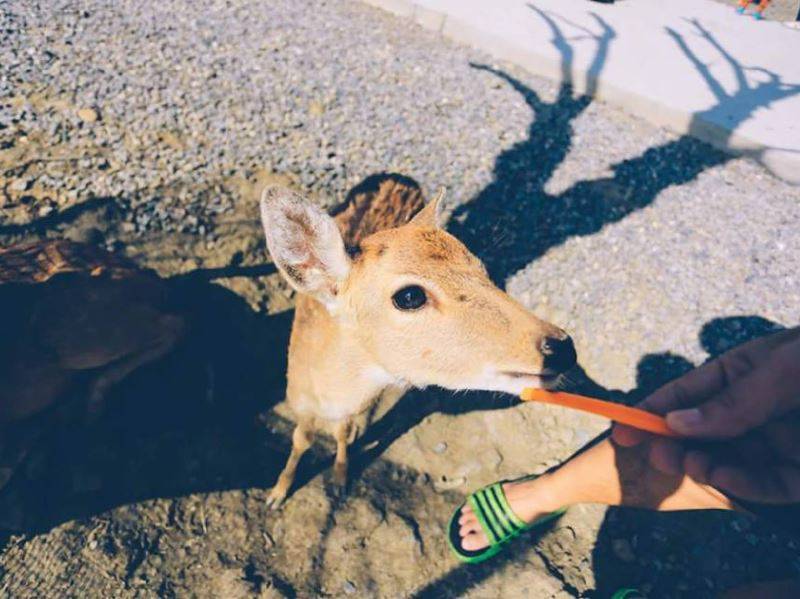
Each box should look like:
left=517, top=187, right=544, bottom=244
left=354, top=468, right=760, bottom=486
left=259, top=177, right=577, bottom=508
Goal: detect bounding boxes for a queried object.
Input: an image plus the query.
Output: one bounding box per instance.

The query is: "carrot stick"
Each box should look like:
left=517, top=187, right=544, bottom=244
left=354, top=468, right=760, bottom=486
left=520, top=388, right=678, bottom=437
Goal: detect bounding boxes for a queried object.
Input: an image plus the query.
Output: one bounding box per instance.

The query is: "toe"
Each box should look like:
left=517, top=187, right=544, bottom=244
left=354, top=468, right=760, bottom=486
left=461, top=530, right=490, bottom=552
left=459, top=520, right=481, bottom=538
left=458, top=509, right=477, bottom=527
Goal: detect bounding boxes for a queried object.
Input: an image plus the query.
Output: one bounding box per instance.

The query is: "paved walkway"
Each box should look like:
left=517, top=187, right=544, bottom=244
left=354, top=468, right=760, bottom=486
left=365, top=0, right=800, bottom=183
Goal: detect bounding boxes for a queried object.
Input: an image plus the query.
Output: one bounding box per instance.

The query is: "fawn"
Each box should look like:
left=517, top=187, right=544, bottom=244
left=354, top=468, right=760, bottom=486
left=259, top=177, right=577, bottom=508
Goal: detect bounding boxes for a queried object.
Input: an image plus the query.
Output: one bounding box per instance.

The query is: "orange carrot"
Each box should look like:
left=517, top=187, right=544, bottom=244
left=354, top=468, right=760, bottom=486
left=520, top=388, right=678, bottom=437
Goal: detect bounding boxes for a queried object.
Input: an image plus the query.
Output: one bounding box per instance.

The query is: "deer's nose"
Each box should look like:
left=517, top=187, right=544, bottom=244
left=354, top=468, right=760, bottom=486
left=540, top=334, right=577, bottom=374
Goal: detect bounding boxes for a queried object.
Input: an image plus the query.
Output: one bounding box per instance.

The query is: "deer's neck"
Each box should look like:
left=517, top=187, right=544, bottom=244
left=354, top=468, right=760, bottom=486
left=288, top=295, right=399, bottom=419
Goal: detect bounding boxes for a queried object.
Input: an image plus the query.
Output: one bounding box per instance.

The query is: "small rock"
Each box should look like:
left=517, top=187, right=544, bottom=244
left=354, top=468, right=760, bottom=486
left=262, top=531, right=275, bottom=549
left=433, top=475, right=465, bottom=493
left=432, top=442, right=447, bottom=454
left=9, top=178, right=32, bottom=192
left=77, top=107, right=99, bottom=123
left=308, top=100, right=325, bottom=117
left=342, top=580, right=357, bottom=595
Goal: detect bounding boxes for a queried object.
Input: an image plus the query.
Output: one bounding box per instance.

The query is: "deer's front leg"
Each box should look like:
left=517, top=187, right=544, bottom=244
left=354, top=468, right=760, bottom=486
left=333, top=419, right=353, bottom=489
left=267, top=420, right=314, bottom=510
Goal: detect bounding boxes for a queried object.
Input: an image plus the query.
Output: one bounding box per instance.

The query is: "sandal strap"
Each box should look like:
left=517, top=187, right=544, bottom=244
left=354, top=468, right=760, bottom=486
left=468, top=482, right=527, bottom=547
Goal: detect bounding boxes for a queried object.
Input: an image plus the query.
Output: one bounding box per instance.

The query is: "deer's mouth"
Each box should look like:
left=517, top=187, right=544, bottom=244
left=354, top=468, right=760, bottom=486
left=468, top=368, right=562, bottom=395
left=500, top=371, right=560, bottom=386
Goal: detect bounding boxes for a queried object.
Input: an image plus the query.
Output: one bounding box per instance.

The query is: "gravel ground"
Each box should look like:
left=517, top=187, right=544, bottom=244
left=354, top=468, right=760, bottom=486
left=1, top=0, right=800, bottom=597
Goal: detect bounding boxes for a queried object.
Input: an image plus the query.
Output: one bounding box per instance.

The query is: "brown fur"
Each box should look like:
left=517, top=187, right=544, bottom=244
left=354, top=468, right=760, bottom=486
left=0, top=239, right=138, bottom=284
left=331, top=174, right=426, bottom=247
left=0, top=240, right=184, bottom=425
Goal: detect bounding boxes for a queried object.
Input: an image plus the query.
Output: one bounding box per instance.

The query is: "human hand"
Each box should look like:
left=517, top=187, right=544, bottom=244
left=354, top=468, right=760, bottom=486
left=612, top=327, right=800, bottom=504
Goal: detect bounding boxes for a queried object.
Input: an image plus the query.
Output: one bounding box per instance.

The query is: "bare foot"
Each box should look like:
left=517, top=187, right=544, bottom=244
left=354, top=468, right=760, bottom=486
left=457, top=474, right=560, bottom=551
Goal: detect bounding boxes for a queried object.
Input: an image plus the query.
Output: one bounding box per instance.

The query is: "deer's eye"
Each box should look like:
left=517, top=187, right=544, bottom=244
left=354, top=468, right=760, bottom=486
left=392, top=285, right=427, bottom=311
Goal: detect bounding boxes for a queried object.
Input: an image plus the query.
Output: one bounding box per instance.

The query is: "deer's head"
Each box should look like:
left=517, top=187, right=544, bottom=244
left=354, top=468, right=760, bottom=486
left=261, top=186, right=576, bottom=394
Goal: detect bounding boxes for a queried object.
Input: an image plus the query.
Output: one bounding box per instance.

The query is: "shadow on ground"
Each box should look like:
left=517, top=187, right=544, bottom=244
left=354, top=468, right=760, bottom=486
left=450, top=7, right=800, bottom=286
left=0, top=266, right=293, bottom=535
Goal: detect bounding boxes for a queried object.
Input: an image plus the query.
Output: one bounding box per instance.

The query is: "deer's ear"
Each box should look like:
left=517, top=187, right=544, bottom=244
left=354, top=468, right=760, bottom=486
left=260, top=186, right=350, bottom=308
left=409, top=188, right=445, bottom=228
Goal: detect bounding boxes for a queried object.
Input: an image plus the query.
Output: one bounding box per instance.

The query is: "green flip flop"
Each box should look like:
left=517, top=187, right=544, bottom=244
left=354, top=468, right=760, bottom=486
left=447, top=474, right=566, bottom=564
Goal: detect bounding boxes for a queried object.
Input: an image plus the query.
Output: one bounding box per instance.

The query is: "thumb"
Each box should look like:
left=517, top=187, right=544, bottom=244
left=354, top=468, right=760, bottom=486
left=666, top=346, right=798, bottom=438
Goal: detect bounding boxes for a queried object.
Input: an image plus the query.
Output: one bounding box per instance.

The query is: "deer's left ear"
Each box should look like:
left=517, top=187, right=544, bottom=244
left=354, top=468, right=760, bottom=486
left=409, top=188, right=445, bottom=229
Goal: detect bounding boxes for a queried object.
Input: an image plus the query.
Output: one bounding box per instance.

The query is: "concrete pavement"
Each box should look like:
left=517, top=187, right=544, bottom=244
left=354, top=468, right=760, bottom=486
left=363, top=0, right=800, bottom=183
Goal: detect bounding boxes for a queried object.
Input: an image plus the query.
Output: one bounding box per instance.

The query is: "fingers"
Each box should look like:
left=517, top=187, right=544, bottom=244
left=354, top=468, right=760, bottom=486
left=650, top=436, right=800, bottom=505
left=682, top=449, right=713, bottom=485
left=629, top=327, right=799, bottom=420
left=613, top=349, right=740, bottom=447
left=750, top=325, right=800, bottom=351
left=611, top=423, right=649, bottom=446
left=638, top=353, right=736, bottom=415
left=708, top=465, right=800, bottom=504
left=666, top=337, right=800, bottom=438
left=648, top=437, right=686, bottom=475
left=614, top=329, right=800, bottom=506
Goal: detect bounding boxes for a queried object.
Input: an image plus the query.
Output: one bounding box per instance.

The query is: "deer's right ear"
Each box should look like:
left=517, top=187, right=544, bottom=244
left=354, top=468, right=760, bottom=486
left=409, top=187, right=445, bottom=228
left=260, top=186, right=350, bottom=309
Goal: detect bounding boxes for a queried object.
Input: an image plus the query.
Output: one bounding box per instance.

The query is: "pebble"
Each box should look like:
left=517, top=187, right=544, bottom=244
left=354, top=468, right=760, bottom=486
left=432, top=475, right=465, bottom=493
left=9, top=178, right=31, bottom=192
left=76, top=107, right=99, bottom=123
left=342, top=581, right=357, bottom=595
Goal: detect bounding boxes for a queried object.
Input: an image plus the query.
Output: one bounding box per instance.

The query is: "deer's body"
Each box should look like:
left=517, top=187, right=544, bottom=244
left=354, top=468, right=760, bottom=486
left=260, top=177, right=576, bottom=507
